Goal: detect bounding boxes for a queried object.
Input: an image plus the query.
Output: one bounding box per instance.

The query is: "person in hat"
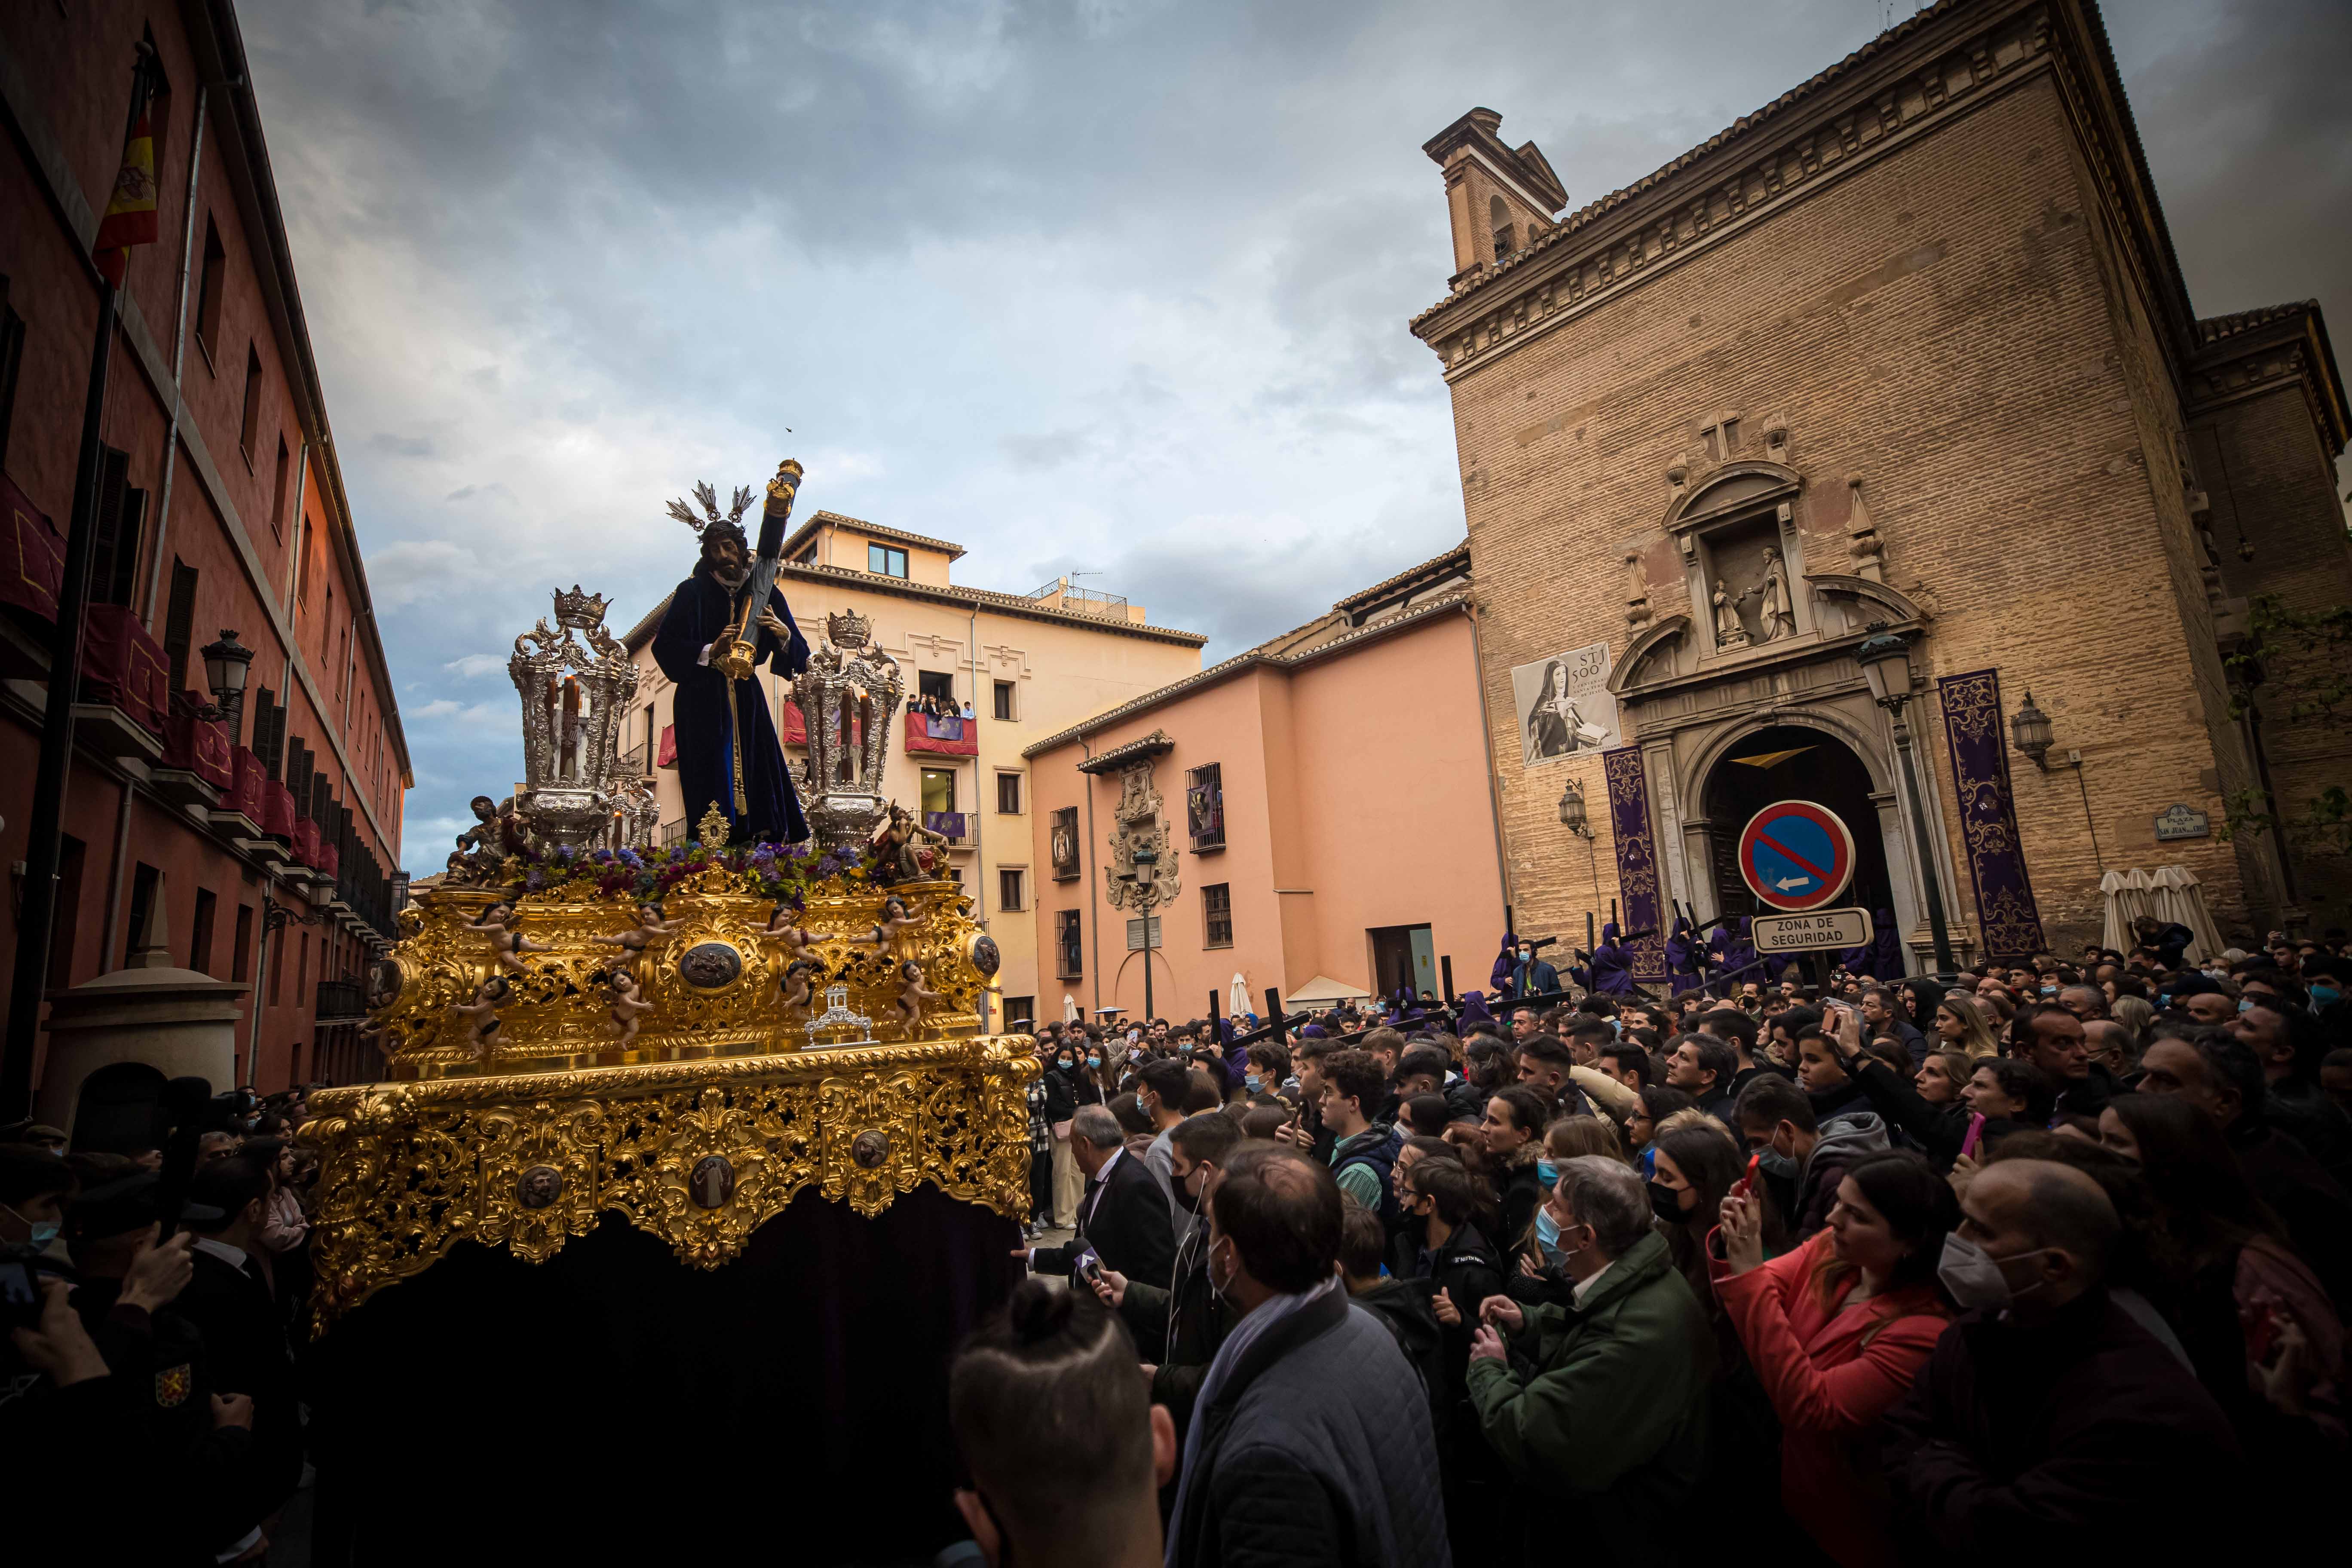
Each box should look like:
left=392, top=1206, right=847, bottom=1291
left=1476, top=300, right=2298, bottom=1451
left=67, top=1157, right=268, bottom=1564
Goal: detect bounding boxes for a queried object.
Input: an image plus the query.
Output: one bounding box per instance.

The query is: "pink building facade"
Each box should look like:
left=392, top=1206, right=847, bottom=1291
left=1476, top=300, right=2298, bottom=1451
left=1025, top=546, right=1510, bottom=1024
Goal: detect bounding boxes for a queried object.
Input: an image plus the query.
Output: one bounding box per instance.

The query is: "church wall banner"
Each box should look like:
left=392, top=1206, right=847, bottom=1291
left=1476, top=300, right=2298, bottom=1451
left=1934, top=668, right=2049, bottom=960
left=1511, top=640, right=1621, bottom=766
left=1601, top=745, right=1669, bottom=986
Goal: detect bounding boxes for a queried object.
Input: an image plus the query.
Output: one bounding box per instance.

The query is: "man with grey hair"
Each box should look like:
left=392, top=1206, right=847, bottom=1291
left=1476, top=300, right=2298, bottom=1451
left=2057, top=983, right=2108, bottom=1023
left=1025, top=1103, right=1174, bottom=1287
left=1883, top=1158, right=2240, bottom=1562
left=1465, top=1155, right=1714, bottom=1562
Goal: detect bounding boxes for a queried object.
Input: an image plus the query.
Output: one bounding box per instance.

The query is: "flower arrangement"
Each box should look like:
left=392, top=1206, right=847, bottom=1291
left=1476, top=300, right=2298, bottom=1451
left=510, top=835, right=877, bottom=909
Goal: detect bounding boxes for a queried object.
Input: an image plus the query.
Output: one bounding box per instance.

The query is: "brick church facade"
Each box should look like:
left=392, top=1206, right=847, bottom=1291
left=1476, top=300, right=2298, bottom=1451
left=1412, top=0, right=2350, bottom=971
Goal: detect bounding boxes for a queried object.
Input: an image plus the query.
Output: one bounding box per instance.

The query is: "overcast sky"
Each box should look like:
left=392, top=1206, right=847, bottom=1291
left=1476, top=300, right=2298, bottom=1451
left=232, top=0, right=2352, bottom=873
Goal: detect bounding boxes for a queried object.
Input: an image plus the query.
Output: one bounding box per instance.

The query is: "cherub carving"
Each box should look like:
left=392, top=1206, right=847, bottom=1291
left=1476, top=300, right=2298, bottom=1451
left=594, top=902, right=682, bottom=974
left=764, top=906, right=812, bottom=953
left=452, top=976, right=511, bottom=1058
left=779, top=957, right=819, bottom=1020
left=893, top=959, right=942, bottom=1032
left=870, top=894, right=921, bottom=949
left=467, top=901, right=550, bottom=975
left=604, top=969, right=654, bottom=1048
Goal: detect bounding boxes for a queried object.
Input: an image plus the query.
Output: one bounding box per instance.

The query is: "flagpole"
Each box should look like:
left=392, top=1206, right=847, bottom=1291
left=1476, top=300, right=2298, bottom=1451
left=1, top=51, right=153, bottom=1122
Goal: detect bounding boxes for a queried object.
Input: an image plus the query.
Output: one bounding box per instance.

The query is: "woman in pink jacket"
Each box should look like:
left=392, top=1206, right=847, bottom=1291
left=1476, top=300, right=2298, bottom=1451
left=1713, top=1148, right=1958, bottom=1568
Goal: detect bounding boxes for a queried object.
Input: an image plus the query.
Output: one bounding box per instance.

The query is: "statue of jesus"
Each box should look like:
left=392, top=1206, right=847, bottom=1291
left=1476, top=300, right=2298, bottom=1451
left=651, top=473, right=812, bottom=844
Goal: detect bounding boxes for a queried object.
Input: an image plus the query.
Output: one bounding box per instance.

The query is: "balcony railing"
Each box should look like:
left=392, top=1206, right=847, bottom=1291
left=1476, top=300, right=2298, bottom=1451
left=618, top=742, right=650, bottom=778
left=316, top=977, right=369, bottom=1022
left=924, top=811, right=971, bottom=847
left=1027, top=576, right=1131, bottom=622
left=661, top=817, right=686, bottom=847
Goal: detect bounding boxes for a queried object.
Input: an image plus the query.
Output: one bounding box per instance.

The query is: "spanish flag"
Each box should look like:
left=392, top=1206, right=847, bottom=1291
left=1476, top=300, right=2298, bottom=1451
left=91, top=74, right=161, bottom=287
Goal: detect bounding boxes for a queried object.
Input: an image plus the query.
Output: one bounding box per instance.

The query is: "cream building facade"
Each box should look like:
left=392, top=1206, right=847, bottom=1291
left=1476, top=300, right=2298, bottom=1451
left=620, top=510, right=1207, bottom=1023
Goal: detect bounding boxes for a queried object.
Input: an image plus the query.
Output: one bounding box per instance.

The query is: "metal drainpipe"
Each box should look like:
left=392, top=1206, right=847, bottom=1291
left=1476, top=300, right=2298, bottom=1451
left=1082, top=732, right=1100, bottom=1019
left=246, top=906, right=272, bottom=1090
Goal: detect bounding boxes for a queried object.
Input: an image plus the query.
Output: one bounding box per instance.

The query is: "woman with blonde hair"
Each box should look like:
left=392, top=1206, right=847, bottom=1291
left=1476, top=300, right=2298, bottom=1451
left=2110, top=993, right=2155, bottom=1056
left=1543, top=1114, right=1629, bottom=1167
left=1929, top=991, right=2002, bottom=1059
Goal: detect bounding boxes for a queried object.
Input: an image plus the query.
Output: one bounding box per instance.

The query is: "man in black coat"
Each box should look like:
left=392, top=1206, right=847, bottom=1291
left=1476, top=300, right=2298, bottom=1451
left=1095, top=1112, right=1243, bottom=1441
left=1883, top=1158, right=2241, bottom=1564
left=1165, top=1143, right=1449, bottom=1568
left=173, top=1157, right=303, bottom=1524
left=1027, top=1105, right=1175, bottom=1289
left=651, top=474, right=812, bottom=845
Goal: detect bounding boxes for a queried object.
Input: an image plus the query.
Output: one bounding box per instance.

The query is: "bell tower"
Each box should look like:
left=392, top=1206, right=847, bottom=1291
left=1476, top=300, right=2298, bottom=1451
left=1421, top=107, right=1567, bottom=285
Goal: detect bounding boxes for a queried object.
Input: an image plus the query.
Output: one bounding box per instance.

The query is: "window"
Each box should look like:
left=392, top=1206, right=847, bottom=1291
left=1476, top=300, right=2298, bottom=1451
left=194, top=218, right=225, bottom=365
left=918, top=669, right=956, bottom=707
left=1001, top=995, right=1036, bottom=1030
left=1203, top=882, right=1233, bottom=948
left=88, top=446, right=146, bottom=606
left=272, top=435, right=291, bottom=539
left=921, top=767, right=959, bottom=839
left=240, top=343, right=264, bottom=465
left=125, top=862, right=160, bottom=967
left=0, top=276, right=24, bottom=475
left=995, top=772, right=1022, bottom=815
left=296, top=933, right=310, bottom=1002
left=868, top=542, right=908, bottom=578
left=1186, top=763, right=1225, bottom=851
left=992, top=680, right=1016, bottom=721
left=1050, top=806, right=1080, bottom=879
left=998, top=867, right=1026, bottom=912
left=190, top=888, right=217, bottom=975
left=1055, top=909, right=1083, bottom=979
left=163, top=560, right=198, bottom=692
left=1490, top=194, right=1513, bottom=261
left=232, top=903, right=253, bottom=983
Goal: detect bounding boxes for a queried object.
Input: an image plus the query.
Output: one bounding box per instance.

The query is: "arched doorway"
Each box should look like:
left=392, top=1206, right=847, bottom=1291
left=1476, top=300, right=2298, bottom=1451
left=1702, top=724, right=1895, bottom=927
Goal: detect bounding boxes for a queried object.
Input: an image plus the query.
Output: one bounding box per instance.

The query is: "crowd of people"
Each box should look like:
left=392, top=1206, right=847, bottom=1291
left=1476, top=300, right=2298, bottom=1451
left=957, top=921, right=2352, bottom=1566
left=3, top=1083, right=329, bottom=1562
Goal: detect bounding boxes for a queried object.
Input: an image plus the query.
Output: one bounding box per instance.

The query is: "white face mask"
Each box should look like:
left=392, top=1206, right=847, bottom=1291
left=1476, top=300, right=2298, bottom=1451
left=1937, top=1233, right=2052, bottom=1311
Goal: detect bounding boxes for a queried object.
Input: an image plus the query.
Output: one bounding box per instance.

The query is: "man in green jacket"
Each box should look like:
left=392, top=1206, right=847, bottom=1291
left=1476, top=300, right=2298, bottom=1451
left=1467, top=1155, right=1715, bottom=1566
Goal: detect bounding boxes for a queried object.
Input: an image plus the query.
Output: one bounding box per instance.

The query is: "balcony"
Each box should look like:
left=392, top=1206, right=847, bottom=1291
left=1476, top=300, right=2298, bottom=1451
left=661, top=817, right=687, bottom=847
left=316, top=977, right=369, bottom=1023
left=923, top=810, right=972, bottom=848
left=618, top=742, right=651, bottom=779
left=1028, top=576, right=1133, bottom=622
left=904, top=709, right=977, bottom=758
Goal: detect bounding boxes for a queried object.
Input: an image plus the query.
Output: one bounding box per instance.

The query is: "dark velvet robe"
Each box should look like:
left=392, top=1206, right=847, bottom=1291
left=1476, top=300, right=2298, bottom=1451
left=651, top=571, right=811, bottom=845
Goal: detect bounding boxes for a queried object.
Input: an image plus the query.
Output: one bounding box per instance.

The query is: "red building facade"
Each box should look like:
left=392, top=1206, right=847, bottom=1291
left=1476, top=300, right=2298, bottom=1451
left=1, top=0, right=410, bottom=1095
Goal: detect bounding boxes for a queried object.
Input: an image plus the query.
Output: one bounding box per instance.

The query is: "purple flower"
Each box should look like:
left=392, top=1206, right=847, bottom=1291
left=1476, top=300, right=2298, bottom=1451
left=524, top=868, right=546, bottom=890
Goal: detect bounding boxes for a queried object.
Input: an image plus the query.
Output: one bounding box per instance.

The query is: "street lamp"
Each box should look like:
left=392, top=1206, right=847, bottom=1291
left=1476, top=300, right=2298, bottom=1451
left=1854, top=628, right=1957, bottom=978
left=1130, top=843, right=1161, bottom=1024
left=198, top=629, right=254, bottom=725
left=2009, top=691, right=2055, bottom=771
left=1558, top=777, right=1603, bottom=948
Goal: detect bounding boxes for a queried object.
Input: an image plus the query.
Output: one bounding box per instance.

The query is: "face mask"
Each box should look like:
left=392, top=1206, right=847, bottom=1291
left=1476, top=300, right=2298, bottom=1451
left=1756, top=1146, right=1798, bottom=1180
left=2313, top=985, right=2341, bottom=1007
left=1173, top=1173, right=1200, bottom=1214
left=3, top=1204, right=59, bottom=1249
left=1535, top=1159, right=1559, bottom=1187
left=1518, top=950, right=1532, bottom=962
left=1057, top=1059, right=1073, bottom=1071
left=1180, top=1043, right=1193, bottom=1054
left=2238, top=998, right=2255, bottom=1015
left=1208, top=1234, right=1238, bottom=1303
left=1937, top=1234, right=2050, bottom=1311
left=1646, top=1180, right=1687, bottom=1223
left=1245, top=1074, right=1262, bottom=1092
left=1534, top=1204, right=1562, bottom=1259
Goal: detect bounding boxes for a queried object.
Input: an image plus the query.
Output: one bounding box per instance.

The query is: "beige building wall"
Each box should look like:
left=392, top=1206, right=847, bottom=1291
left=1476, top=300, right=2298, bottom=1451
left=620, top=517, right=1204, bottom=1022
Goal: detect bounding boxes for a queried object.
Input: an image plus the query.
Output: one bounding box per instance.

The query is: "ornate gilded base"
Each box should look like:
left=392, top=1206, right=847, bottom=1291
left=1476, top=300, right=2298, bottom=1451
left=297, top=1033, right=1037, bottom=1333
left=368, top=870, right=994, bottom=1078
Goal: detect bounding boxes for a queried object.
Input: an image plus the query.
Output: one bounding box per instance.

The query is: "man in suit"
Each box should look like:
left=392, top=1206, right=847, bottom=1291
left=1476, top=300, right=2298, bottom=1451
left=1023, top=1105, right=1175, bottom=1289
left=175, top=1156, right=303, bottom=1527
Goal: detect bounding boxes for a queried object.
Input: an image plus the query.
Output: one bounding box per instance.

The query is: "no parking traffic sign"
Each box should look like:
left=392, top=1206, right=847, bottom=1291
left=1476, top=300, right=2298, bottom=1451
left=1737, top=801, right=1856, bottom=913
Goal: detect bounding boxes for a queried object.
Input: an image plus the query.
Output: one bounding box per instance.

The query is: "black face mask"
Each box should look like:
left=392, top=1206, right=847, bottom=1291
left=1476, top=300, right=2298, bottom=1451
left=1172, top=1173, right=1200, bottom=1213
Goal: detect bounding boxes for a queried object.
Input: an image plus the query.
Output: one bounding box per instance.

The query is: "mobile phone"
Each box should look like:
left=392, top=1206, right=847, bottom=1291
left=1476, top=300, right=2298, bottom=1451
left=1960, top=1111, right=1986, bottom=1159
left=1733, top=1152, right=1760, bottom=1198
left=2245, top=1299, right=2280, bottom=1362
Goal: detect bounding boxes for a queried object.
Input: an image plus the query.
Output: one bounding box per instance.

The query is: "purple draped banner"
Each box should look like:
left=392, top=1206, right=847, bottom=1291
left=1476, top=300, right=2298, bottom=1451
left=1601, top=745, right=1669, bottom=985
left=1934, top=668, right=2048, bottom=960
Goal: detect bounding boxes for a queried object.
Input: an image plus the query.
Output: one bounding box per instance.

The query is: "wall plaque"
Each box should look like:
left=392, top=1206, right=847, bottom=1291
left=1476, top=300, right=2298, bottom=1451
left=2154, top=803, right=2210, bottom=842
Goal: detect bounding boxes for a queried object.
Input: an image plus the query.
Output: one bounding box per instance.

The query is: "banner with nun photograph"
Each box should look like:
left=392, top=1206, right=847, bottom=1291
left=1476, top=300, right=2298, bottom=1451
left=1510, top=640, right=1622, bottom=766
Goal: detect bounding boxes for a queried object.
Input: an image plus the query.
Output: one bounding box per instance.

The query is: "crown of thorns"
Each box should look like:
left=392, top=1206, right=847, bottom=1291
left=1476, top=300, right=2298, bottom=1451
left=665, top=481, right=755, bottom=537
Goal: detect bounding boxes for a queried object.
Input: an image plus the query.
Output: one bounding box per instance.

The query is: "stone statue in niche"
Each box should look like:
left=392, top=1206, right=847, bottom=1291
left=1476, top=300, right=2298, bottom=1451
left=1749, top=546, right=1797, bottom=641
left=1712, top=585, right=1751, bottom=651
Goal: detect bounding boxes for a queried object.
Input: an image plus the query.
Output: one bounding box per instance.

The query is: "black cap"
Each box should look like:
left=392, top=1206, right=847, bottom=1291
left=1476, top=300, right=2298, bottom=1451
left=69, top=1170, right=221, bottom=1239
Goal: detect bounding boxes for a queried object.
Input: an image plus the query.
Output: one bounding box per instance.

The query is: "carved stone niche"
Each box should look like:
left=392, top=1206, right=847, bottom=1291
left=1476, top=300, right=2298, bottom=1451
left=1659, top=461, right=1811, bottom=659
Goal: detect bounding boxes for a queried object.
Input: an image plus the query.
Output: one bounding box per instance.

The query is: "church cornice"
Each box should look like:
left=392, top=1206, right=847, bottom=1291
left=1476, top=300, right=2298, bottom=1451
left=1412, top=3, right=2201, bottom=403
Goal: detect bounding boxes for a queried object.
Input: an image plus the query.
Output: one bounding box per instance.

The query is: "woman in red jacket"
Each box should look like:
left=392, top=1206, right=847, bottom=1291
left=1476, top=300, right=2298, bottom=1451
left=1713, top=1148, right=1958, bottom=1568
